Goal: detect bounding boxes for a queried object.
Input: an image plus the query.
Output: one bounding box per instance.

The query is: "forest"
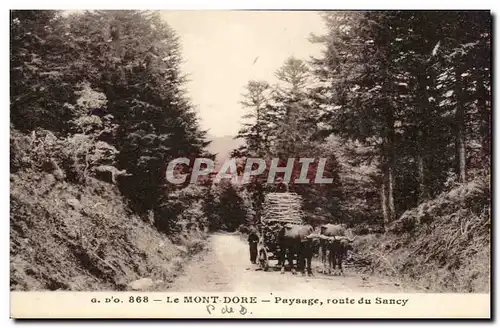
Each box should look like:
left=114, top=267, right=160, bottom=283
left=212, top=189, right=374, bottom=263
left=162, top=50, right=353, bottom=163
left=10, top=10, right=491, bottom=292
left=224, top=11, right=491, bottom=232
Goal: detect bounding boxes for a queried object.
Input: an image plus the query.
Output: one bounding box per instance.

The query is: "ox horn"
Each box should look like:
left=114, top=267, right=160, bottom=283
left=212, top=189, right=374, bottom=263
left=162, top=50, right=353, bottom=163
left=306, top=232, right=321, bottom=239
left=336, top=235, right=355, bottom=242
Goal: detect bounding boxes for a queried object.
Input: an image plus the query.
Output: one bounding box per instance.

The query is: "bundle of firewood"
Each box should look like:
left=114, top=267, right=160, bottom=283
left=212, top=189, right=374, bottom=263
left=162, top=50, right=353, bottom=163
left=261, top=192, right=304, bottom=224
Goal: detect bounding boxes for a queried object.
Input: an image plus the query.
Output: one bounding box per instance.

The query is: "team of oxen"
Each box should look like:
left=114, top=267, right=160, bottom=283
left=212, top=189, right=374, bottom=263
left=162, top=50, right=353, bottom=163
left=265, top=223, right=356, bottom=277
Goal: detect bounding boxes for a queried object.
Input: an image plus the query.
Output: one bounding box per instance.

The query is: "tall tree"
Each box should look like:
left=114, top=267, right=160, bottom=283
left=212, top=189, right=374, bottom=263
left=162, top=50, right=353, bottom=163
left=270, top=57, right=318, bottom=158
left=233, top=80, right=272, bottom=158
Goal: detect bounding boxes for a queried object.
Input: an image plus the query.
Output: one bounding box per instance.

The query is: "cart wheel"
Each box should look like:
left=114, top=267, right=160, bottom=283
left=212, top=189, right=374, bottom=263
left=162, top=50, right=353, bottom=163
left=259, top=248, right=269, bottom=271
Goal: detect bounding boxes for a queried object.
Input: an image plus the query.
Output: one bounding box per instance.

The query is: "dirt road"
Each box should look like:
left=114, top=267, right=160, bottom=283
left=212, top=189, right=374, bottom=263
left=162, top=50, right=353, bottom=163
left=169, top=233, right=418, bottom=292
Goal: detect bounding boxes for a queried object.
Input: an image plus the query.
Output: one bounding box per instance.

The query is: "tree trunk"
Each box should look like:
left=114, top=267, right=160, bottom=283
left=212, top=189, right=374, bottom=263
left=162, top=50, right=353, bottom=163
left=415, top=70, right=430, bottom=202
left=255, top=101, right=262, bottom=157
left=381, top=109, right=396, bottom=225
left=455, top=66, right=467, bottom=183
left=381, top=159, right=395, bottom=226
left=477, top=72, right=490, bottom=158
left=416, top=152, right=427, bottom=201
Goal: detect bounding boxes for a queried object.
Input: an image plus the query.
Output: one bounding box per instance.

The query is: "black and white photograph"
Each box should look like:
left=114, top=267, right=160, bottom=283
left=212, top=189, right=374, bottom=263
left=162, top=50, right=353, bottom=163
left=8, top=8, right=492, bottom=319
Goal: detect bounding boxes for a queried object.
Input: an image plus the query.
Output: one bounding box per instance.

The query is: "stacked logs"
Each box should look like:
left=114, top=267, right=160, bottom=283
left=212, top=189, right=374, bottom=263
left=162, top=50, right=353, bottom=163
left=261, top=192, right=304, bottom=225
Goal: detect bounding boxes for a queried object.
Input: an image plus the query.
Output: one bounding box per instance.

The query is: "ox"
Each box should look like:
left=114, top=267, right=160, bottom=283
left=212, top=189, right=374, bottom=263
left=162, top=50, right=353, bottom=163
left=277, top=224, right=320, bottom=276
left=319, top=224, right=355, bottom=275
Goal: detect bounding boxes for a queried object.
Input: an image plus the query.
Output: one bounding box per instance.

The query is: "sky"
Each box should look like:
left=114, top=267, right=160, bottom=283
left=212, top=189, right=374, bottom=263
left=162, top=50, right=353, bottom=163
left=160, top=11, right=327, bottom=138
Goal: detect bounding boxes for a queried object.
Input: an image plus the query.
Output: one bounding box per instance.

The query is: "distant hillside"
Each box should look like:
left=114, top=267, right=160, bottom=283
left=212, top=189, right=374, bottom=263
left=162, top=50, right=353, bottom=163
left=206, top=134, right=245, bottom=164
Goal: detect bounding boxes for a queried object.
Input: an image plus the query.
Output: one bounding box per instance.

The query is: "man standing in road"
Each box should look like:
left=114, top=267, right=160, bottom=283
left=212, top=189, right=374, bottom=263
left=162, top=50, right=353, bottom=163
left=248, top=227, right=260, bottom=264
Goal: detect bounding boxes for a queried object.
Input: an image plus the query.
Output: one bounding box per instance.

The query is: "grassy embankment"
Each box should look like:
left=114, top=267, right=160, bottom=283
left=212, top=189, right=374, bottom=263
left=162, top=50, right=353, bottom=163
left=352, top=176, right=490, bottom=293
left=10, top=130, right=208, bottom=291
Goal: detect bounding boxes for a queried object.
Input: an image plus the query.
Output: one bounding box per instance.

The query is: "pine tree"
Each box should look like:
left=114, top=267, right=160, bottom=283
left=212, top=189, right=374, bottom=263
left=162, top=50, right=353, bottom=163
left=233, top=80, right=273, bottom=158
